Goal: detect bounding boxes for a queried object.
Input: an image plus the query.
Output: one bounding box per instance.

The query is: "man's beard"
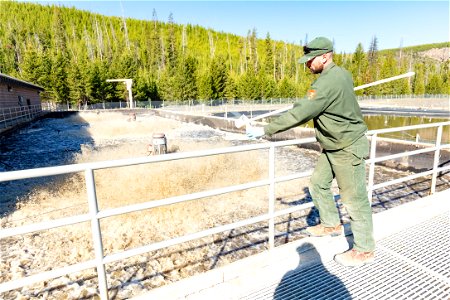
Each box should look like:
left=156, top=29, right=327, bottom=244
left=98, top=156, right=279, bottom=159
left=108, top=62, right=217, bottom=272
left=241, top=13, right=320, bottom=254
left=309, top=67, right=323, bottom=74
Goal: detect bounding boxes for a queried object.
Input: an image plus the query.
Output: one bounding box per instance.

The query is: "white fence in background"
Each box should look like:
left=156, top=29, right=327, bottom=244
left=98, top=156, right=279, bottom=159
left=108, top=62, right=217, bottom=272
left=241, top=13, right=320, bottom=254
left=1, top=121, right=449, bottom=299
left=40, top=94, right=449, bottom=111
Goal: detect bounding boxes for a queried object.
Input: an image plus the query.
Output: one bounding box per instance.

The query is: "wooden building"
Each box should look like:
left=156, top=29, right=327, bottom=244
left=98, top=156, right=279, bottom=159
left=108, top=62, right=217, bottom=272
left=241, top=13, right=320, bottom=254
left=0, top=72, right=44, bottom=109
left=0, top=73, right=45, bottom=132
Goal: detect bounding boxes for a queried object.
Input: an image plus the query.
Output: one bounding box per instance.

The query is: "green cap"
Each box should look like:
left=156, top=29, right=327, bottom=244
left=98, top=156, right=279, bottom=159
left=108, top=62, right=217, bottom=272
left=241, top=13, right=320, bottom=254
left=298, top=37, right=334, bottom=63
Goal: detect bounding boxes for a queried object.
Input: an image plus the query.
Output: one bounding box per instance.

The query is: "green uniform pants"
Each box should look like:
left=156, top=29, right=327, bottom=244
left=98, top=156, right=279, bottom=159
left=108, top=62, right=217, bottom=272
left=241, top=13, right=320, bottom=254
left=309, top=135, right=375, bottom=252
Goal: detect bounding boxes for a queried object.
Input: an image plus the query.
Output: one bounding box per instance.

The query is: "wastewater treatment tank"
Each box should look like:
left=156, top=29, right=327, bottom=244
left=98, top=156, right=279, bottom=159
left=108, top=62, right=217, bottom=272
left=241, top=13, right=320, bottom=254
left=1, top=110, right=449, bottom=299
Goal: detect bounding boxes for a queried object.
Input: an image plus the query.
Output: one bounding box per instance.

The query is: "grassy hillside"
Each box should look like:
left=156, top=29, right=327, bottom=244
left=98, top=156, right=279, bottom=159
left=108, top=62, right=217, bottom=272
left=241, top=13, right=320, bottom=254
left=0, top=1, right=448, bottom=104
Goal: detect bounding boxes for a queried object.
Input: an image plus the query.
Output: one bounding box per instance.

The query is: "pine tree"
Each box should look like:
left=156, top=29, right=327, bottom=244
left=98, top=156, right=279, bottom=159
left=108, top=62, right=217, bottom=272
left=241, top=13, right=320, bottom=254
left=278, top=77, right=296, bottom=98
left=51, top=52, right=70, bottom=104
left=273, top=43, right=282, bottom=81
left=264, top=33, right=274, bottom=78
left=158, top=71, right=177, bottom=101
left=177, top=56, right=198, bottom=100
left=134, top=69, right=160, bottom=103
left=426, top=73, right=443, bottom=94
left=379, top=53, right=399, bottom=94
left=210, top=56, right=228, bottom=99
left=86, top=62, right=106, bottom=104
left=249, top=28, right=258, bottom=73
left=224, top=75, right=237, bottom=101
left=368, top=36, right=378, bottom=67
left=20, top=44, right=41, bottom=83
left=352, top=43, right=365, bottom=81
left=166, top=13, right=178, bottom=76
left=413, top=64, right=425, bottom=95
left=51, top=6, right=67, bottom=55
left=197, top=71, right=212, bottom=101
left=286, top=46, right=297, bottom=79
left=68, top=61, right=88, bottom=108
left=238, top=69, right=259, bottom=100
left=3, top=26, right=20, bottom=74
left=258, top=70, right=278, bottom=99
left=150, top=9, right=162, bottom=77
left=441, top=61, right=450, bottom=94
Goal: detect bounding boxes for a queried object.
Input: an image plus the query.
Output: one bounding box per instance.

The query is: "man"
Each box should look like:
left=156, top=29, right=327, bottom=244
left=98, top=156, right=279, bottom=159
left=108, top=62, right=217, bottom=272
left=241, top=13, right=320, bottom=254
left=247, top=37, right=375, bottom=267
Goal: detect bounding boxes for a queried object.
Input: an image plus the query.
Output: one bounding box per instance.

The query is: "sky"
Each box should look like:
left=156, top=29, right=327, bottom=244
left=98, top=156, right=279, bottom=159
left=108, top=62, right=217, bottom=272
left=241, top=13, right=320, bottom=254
left=23, top=1, right=449, bottom=53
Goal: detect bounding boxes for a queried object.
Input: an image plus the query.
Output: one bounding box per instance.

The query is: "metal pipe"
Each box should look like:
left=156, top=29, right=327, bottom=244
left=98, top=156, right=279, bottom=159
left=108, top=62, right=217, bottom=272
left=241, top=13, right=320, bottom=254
left=431, top=125, right=443, bottom=194
left=268, top=145, right=275, bottom=250
left=0, top=260, right=97, bottom=294
left=372, top=166, right=450, bottom=191
left=85, top=169, right=109, bottom=300
left=353, top=72, right=415, bottom=91
left=0, top=214, right=91, bottom=239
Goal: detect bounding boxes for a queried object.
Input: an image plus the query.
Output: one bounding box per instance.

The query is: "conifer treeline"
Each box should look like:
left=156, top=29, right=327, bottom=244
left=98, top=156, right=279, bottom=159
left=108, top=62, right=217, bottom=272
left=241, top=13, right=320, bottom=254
left=0, top=2, right=448, bottom=106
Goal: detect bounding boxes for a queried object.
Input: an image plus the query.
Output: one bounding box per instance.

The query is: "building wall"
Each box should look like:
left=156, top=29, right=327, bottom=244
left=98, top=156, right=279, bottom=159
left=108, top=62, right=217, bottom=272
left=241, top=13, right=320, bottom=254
left=0, top=82, right=42, bottom=109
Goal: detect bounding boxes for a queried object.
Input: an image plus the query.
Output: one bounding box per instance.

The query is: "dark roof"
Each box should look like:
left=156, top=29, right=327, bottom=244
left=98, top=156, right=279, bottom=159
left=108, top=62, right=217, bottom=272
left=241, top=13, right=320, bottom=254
left=0, top=73, right=45, bottom=91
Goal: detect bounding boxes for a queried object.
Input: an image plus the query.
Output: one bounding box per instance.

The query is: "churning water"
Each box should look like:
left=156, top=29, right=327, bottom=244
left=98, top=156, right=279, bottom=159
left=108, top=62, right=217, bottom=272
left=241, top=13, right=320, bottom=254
left=0, top=116, right=92, bottom=171
left=0, top=116, right=94, bottom=215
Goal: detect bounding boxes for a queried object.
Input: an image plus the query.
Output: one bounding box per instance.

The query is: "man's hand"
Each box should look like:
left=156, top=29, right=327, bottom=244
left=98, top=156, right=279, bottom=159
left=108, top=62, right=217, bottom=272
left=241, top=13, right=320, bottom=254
left=246, top=125, right=265, bottom=140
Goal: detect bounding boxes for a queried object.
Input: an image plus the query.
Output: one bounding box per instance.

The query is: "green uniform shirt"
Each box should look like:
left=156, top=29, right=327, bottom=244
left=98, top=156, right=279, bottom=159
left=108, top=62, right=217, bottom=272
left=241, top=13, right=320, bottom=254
left=264, top=62, right=367, bottom=150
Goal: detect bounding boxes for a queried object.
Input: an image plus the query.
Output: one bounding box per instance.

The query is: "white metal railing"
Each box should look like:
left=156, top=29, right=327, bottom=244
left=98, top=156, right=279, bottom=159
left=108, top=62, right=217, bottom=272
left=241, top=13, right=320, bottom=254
left=1, top=122, right=450, bottom=299
left=366, top=121, right=450, bottom=200
left=356, top=93, right=449, bottom=101
left=0, top=104, right=43, bottom=129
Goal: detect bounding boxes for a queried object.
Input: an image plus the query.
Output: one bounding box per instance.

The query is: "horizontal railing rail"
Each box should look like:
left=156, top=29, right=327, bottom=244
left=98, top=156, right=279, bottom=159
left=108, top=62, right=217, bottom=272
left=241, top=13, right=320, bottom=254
left=1, top=122, right=449, bottom=299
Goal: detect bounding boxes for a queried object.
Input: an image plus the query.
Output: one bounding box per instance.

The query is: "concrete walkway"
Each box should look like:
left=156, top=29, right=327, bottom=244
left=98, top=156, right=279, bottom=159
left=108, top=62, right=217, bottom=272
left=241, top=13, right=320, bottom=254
left=136, top=189, right=450, bottom=299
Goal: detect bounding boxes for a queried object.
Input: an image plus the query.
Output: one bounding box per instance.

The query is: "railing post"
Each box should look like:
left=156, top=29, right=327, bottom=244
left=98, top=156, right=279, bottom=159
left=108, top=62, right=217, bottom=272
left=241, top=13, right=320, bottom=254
left=367, top=134, right=378, bottom=203
left=268, top=144, right=275, bottom=250
left=430, top=125, right=443, bottom=195
left=85, top=169, right=109, bottom=300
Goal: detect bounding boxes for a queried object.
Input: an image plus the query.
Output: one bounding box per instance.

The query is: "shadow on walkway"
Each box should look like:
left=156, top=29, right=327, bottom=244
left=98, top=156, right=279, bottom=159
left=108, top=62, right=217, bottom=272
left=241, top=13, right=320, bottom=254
left=274, top=242, right=351, bottom=300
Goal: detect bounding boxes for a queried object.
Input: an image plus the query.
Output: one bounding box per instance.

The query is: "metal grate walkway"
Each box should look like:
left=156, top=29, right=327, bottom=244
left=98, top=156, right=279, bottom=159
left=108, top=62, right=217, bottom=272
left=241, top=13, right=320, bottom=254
left=241, top=213, right=450, bottom=300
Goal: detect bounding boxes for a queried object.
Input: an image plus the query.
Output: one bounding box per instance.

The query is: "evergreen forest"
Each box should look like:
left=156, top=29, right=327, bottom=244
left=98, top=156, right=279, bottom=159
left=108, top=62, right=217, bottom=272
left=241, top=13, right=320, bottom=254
left=0, top=1, right=449, bottom=106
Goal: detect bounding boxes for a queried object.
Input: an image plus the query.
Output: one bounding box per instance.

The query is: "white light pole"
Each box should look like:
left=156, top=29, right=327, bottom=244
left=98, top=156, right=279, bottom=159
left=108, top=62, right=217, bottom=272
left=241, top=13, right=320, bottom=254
left=106, top=79, right=134, bottom=109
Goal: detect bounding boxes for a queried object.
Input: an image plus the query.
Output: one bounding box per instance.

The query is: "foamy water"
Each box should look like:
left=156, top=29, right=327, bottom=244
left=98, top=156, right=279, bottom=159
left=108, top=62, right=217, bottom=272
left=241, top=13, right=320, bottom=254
left=3, top=111, right=440, bottom=299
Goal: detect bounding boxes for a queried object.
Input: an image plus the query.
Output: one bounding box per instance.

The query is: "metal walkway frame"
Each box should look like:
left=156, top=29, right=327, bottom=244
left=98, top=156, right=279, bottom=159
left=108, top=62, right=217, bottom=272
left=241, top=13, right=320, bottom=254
left=142, top=190, right=449, bottom=299
left=1, top=121, right=449, bottom=299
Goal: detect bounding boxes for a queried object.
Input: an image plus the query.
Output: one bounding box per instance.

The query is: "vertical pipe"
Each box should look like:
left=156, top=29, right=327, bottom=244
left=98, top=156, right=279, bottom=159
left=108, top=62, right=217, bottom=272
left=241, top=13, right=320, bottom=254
left=367, top=134, right=378, bottom=204
left=85, top=169, right=109, bottom=300
left=268, top=145, right=275, bottom=250
left=430, top=126, right=443, bottom=195
left=128, top=88, right=133, bottom=109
